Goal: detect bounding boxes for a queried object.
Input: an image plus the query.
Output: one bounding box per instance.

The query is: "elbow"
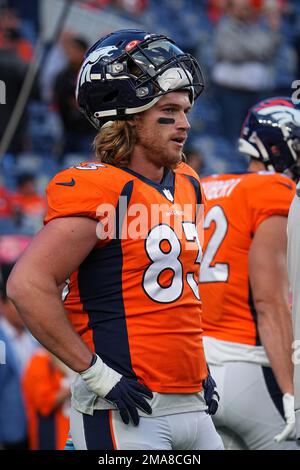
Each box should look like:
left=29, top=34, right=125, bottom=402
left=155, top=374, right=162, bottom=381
left=254, top=296, right=290, bottom=330
left=254, top=296, right=287, bottom=315
left=255, top=299, right=276, bottom=335
left=6, top=268, right=32, bottom=304
left=253, top=297, right=270, bottom=315
left=6, top=269, right=18, bottom=302
left=7, top=264, right=59, bottom=306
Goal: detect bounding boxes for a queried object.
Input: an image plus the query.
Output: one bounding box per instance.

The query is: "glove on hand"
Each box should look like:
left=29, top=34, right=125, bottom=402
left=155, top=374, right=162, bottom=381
left=274, top=393, right=296, bottom=443
left=80, top=354, right=153, bottom=426
left=202, top=369, right=220, bottom=415
left=105, top=376, right=153, bottom=426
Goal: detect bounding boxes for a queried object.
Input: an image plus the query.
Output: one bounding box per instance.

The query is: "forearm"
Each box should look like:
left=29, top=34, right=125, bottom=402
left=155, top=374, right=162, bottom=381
left=8, top=280, right=92, bottom=372
left=257, top=300, right=294, bottom=394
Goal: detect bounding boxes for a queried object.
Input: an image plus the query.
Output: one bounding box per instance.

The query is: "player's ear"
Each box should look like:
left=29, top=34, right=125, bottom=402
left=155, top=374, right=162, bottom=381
left=127, top=115, right=139, bottom=127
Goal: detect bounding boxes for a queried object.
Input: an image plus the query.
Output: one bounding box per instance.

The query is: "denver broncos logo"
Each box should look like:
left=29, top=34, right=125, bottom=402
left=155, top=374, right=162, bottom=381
left=257, top=105, right=300, bottom=127
left=76, top=45, right=118, bottom=97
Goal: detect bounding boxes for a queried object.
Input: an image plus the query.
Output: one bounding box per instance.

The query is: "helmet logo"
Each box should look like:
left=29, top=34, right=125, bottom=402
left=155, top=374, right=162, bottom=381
left=125, top=40, right=141, bottom=52
left=255, top=99, right=293, bottom=111
left=257, top=105, right=300, bottom=127
left=76, top=45, right=118, bottom=96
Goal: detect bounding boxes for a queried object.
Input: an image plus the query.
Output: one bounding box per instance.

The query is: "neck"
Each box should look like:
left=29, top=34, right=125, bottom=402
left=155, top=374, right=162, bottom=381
left=128, top=152, right=165, bottom=184
left=247, top=160, right=267, bottom=172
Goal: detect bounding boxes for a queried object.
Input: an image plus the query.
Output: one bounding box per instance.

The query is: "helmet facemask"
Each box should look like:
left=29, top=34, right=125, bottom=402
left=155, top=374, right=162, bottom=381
left=121, top=38, right=202, bottom=101
left=285, top=126, right=300, bottom=180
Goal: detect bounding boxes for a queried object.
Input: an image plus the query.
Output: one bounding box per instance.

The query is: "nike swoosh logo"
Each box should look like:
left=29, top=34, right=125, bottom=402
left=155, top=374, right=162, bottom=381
left=56, top=178, right=76, bottom=187
left=276, top=181, right=293, bottom=190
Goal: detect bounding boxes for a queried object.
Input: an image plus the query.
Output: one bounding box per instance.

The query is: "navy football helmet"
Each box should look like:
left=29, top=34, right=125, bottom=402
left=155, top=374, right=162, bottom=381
left=76, top=29, right=204, bottom=129
left=239, top=97, right=300, bottom=178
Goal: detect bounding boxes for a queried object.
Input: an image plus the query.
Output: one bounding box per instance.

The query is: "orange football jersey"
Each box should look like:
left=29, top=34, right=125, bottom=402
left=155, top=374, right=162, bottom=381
left=22, top=350, right=69, bottom=450
left=45, top=162, right=207, bottom=393
left=200, top=172, right=295, bottom=345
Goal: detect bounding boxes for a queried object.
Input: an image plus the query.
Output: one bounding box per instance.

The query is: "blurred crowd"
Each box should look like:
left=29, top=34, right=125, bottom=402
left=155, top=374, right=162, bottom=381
left=0, top=262, right=75, bottom=449
left=1, top=0, right=300, bottom=449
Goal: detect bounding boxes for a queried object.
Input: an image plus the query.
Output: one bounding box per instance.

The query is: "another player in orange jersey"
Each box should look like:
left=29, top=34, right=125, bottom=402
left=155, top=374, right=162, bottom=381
left=7, top=30, right=223, bottom=450
left=22, top=349, right=75, bottom=450
left=200, top=97, right=300, bottom=450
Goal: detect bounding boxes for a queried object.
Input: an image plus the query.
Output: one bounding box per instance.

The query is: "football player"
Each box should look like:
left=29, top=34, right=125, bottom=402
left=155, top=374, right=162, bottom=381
left=7, top=30, right=223, bottom=450
left=200, top=97, right=300, bottom=450
left=285, top=108, right=300, bottom=443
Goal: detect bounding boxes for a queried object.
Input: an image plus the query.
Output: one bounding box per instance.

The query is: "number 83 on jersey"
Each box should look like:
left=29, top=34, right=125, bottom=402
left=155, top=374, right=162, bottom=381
left=142, top=222, right=203, bottom=303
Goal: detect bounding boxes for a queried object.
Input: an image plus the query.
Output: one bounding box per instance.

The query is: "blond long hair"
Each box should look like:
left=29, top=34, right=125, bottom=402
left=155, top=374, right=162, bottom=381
left=93, top=120, right=136, bottom=167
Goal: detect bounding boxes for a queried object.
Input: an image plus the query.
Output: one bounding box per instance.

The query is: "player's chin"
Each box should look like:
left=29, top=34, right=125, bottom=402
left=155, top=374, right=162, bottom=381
left=162, top=154, right=182, bottom=168
left=164, top=147, right=182, bottom=167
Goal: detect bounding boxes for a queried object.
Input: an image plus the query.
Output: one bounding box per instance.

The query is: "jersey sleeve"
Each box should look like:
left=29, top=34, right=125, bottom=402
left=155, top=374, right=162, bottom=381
left=44, top=168, right=105, bottom=224
left=247, top=173, right=296, bottom=233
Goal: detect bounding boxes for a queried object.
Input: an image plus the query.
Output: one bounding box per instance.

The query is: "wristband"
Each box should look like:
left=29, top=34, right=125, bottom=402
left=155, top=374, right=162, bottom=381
left=79, top=354, right=122, bottom=398
left=89, top=353, right=98, bottom=367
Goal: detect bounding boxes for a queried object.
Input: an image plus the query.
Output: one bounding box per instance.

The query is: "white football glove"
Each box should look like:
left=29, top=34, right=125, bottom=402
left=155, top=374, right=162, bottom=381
left=80, top=354, right=122, bottom=397
left=274, top=393, right=296, bottom=443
